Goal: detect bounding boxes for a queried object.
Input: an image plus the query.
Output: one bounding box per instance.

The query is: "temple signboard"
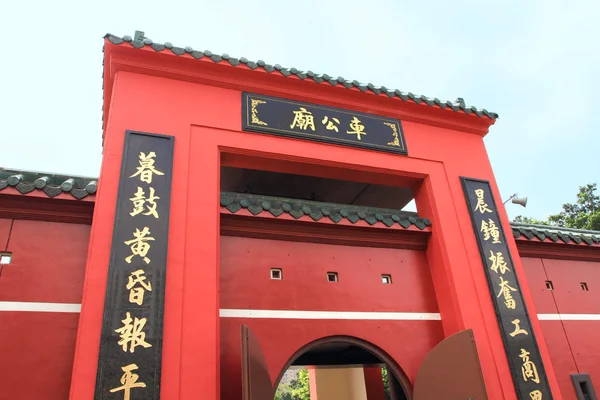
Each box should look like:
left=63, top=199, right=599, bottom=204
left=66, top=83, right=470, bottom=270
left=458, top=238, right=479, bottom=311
left=461, top=177, right=553, bottom=400
left=242, top=92, right=408, bottom=155
left=94, top=131, right=174, bottom=400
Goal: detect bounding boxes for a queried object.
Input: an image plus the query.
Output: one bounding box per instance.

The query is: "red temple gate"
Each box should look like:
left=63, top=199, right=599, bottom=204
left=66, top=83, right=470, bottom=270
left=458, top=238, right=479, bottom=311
left=0, top=30, right=599, bottom=400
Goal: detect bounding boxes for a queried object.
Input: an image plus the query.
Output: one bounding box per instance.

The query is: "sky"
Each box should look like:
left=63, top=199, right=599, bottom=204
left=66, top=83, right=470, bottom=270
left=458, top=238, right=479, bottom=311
left=0, top=0, right=598, bottom=221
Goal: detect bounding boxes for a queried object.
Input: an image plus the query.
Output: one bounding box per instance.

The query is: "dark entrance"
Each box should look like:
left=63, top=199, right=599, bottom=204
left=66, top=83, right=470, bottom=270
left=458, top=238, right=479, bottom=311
left=242, top=326, right=489, bottom=400
left=242, top=326, right=411, bottom=399
left=276, top=337, right=410, bottom=400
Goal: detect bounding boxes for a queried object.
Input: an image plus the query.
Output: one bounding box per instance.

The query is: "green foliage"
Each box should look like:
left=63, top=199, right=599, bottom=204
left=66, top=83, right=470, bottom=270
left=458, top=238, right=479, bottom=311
left=274, top=383, right=293, bottom=400
left=513, top=183, right=600, bottom=231
left=547, top=183, right=600, bottom=230
left=289, top=369, right=310, bottom=400
left=512, top=215, right=549, bottom=225
left=382, top=368, right=391, bottom=400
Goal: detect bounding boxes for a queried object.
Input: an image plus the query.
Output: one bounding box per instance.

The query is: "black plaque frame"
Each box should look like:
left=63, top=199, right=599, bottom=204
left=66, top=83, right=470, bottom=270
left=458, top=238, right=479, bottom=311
left=241, top=92, right=408, bottom=156
left=94, top=130, right=175, bottom=400
left=461, top=177, right=554, bottom=400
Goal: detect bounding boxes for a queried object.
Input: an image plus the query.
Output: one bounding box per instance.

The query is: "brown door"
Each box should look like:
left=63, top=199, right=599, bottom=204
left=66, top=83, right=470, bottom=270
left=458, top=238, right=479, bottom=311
left=241, top=325, right=274, bottom=400
left=413, top=329, right=488, bottom=400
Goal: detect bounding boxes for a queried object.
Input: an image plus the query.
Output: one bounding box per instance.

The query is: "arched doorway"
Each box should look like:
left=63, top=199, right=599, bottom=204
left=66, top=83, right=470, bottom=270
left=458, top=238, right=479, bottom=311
left=274, top=336, right=411, bottom=400
left=241, top=326, right=488, bottom=400
left=271, top=336, right=411, bottom=400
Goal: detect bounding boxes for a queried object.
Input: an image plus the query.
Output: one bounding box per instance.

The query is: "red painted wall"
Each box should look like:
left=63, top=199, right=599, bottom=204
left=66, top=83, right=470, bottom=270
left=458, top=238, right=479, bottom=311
left=521, top=256, right=600, bottom=399
left=0, top=218, right=90, bottom=400
left=219, top=235, right=443, bottom=399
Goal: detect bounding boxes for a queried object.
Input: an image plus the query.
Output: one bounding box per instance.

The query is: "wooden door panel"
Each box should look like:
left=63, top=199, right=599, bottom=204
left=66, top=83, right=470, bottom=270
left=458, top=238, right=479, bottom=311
left=241, top=325, right=273, bottom=400
left=414, top=329, right=488, bottom=400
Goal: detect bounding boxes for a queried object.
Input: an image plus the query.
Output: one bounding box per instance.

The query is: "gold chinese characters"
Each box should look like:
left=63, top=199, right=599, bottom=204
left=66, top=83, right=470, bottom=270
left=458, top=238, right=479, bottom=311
left=127, top=269, right=152, bottom=305
left=291, top=107, right=316, bottom=131
left=466, top=180, right=549, bottom=397
left=519, top=349, right=541, bottom=384
left=529, top=390, right=542, bottom=400
left=285, top=105, right=405, bottom=149
left=109, top=149, right=166, bottom=399
left=497, top=276, right=518, bottom=310
left=130, top=187, right=160, bottom=219
left=489, top=251, right=511, bottom=275
left=322, top=116, right=340, bottom=132
left=289, top=108, right=372, bottom=142
left=474, top=189, right=492, bottom=214
left=481, top=218, right=501, bottom=243
left=115, top=312, right=152, bottom=353
left=110, top=364, right=147, bottom=400
left=346, top=116, right=367, bottom=140
left=124, top=227, right=155, bottom=264
left=130, top=152, right=164, bottom=184
left=510, top=319, right=529, bottom=337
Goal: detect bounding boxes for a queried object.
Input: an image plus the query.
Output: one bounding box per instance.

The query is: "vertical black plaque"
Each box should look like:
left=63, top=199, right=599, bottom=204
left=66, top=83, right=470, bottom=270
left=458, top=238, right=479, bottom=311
left=95, top=131, right=174, bottom=400
left=461, top=177, right=553, bottom=400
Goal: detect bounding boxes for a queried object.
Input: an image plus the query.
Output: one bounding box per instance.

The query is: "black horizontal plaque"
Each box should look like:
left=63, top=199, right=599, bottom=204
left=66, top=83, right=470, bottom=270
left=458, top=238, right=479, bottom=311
left=461, top=177, right=553, bottom=400
left=242, top=92, right=408, bottom=155
left=95, top=131, right=174, bottom=400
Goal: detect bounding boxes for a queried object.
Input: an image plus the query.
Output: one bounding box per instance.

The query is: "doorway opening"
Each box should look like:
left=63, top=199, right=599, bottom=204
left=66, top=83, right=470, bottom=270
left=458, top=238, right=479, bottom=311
left=273, top=337, right=411, bottom=400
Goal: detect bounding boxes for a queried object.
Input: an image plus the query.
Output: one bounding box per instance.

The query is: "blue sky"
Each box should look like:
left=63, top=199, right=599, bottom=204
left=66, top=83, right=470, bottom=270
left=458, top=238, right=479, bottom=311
left=1, top=0, right=598, bottom=220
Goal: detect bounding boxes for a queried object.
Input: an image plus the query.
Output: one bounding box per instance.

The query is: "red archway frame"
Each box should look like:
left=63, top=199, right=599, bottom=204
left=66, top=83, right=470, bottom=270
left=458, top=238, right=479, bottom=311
left=69, top=41, right=563, bottom=399
left=73, top=123, right=548, bottom=398
left=271, top=335, right=413, bottom=400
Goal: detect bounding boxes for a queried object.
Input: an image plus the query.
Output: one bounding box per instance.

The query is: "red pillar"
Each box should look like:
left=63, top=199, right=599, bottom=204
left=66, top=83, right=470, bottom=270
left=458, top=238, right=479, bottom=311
left=69, top=71, right=222, bottom=399
left=309, top=367, right=319, bottom=400
left=363, top=367, right=386, bottom=400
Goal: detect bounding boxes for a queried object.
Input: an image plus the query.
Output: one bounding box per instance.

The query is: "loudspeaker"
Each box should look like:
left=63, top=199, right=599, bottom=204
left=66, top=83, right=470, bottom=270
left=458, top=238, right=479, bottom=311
left=511, top=196, right=527, bottom=207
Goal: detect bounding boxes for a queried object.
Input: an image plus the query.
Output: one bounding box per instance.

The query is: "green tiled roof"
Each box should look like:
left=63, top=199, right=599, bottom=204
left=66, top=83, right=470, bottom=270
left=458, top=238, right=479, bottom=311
left=220, top=191, right=430, bottom=230
left=512, top=222, right=600, bottom=246
left=104, top=31, right=498, bottom=120
left=0, top=168, right=97, bottom=200
left=3, top=168, right=599, bottom=248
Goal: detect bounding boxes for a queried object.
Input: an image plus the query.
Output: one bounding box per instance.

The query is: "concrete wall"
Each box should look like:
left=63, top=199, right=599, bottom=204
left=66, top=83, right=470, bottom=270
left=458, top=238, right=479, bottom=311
left=311, top=368, right=368, bottom=400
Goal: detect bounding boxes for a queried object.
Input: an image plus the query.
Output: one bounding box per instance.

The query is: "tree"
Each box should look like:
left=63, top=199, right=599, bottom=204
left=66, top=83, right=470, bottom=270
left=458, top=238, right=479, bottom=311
left=289, top=369, right=311, bottom=400
left=274, top=383, right=293, bottom=400
left=382, top=367, right=391, bottom=400
left=512, top=215, right=549, bottom=226
left=548, top=183, right=600, bottom=230
left=513, top=183, right=600, bottom=230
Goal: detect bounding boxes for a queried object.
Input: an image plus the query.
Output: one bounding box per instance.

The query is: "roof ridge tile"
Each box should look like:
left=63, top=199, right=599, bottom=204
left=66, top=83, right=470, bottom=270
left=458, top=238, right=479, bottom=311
left=103, top=32, right=498, bottom=120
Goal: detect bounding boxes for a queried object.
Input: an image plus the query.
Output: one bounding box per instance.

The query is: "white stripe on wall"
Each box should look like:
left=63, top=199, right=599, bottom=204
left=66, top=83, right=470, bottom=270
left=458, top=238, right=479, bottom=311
left=219, top=309, right=442, bottom=320
left=537, top=313, right=600, bottom=321
left=0, top=301, right=81, bottom=313
left=1, top=302, right=600, bottom=322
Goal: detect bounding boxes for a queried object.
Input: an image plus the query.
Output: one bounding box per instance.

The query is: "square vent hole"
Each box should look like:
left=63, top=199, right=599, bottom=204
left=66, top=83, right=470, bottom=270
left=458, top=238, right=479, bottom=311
left=0, top=253, right=11, bottom=265
left=270, top=268, right=282, bottom=280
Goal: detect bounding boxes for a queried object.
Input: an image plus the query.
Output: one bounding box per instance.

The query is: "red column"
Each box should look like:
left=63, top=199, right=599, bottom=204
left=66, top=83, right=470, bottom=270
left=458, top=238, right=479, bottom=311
left=309, top=367, right=319, bottom=400
left=363, top=367, right=386, bottom=400
left=416, top=172, right=510, bottom=397
left=69, top=71, right=221, bottom=399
